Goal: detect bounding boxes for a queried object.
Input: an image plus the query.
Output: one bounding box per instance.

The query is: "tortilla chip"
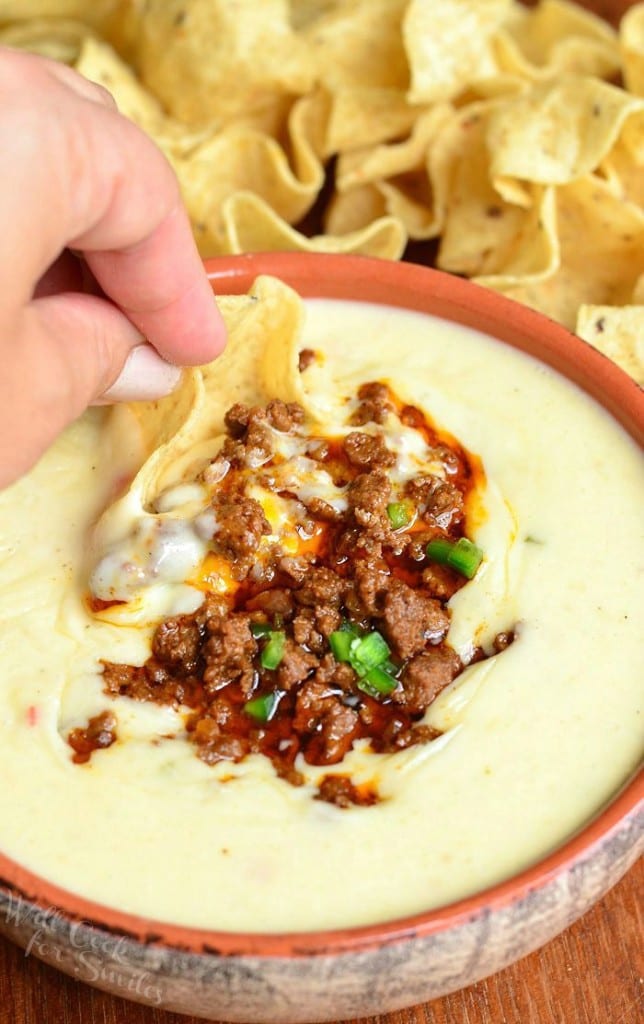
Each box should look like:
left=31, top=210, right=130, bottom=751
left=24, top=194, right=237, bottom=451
left=302, top=0, right=409, bottom=92
left=0, top=17, right=93, bottom=62
left=90, top=276, right=310, bottom=624
left=620, top=2, right=644, bottom=97
left=493, top=0, right=620, bottom=82
left=7, top=0, right=643, bottom=351
left=287, top=88, right=328, bottom=190
left=324, top=87, right=422, bottom=156
left=289, top=0, right=345, bottom=32
left=183, top=89, right=329, bottom=253
left=324, top=184, right=389, bottom=235
left=598, top=110, right=644, bottom=211
left=74, top=36, right=210, bottom=157
left=576, top=305, right=644, bottom=385
left=403, top=0, right=510, bottom=103
left=102, top=277, right=306, bottom=514
left=223, top=192, right=406, bottom=262
left=631, top=273, right=644, bottom=304
left=376, top=175, right=439, bottom=241
left=0, top=1, right=116, bottom=23
left=430, top=101, right=557, bottom=281
left=172, top=121, right=323, bottom=256
left=483, top=175, right=644, bottom=328
left=473, top=187, right=558, bottom=287
left=336, top=105, right=453, bottom=191
left=486, top=76, right=643, bottom=187
left=334, top=105, right=453, bottom=239
left=136, top=0, right=313, bottom=127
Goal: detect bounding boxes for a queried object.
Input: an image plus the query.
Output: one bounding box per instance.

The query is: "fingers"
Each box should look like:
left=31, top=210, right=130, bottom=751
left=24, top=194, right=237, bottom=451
left=0, top=291, right=179, bottom=489
left=97, top=344, right=182, bottom=404
left=33, top=250, right=84, bottom=299
left=0, top=47, right=226, bottom=366
left=0, top=47, right=227, bottom=487
left=58, top=77, right=226, bottom=366
left=43, top=56, right=118, bottom=109
left=85, top=203, right=223, bottom=365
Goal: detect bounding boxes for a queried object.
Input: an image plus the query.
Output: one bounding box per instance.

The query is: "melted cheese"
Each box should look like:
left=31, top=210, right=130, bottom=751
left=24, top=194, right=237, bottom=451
left=88, top=385, right=446, bottom=610
left=0, top=300, right=641, bottom=934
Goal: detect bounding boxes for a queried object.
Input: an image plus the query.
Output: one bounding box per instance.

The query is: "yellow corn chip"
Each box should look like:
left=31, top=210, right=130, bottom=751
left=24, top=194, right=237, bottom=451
left=493, top=0, right=620, bottom=81
left=302, top=0, right=409, bottom=92
left=172, top=114, right=324, bottom=257
left=621, top=3, right=644, bottom=96
left=631, top=273, right=644, bottom=304
left=164, top=78, right=326, bottom=257
left=136, top=0, right=312, bottom=127
left=134, top=276, right=308, bottom=504
left=576, top=305, right=644, bottom=385
left=336, top=105, right=453, bottom=191
left=75, top=36, right=209, bottom=157
left=90, top=276, right=309, bottom=625
left=484, top=175, right=644, bottom=328
left=403, top=0, right=510, bottom=103
left=324, top=87, right=422, bottom=156
left=5, top=0, right=642, bottom=373
left=376, top=175, right=440, bottom=241
left=0, top=17, right=94, bottom=62
left=289, top=1, right=344, bottom=31
left=324, top=184, right=389, bottom=235
left=335, top=105, right=455, bottom=240
left=598, top=110, right=644, bottom=210
left=430, top=101, right=557, bottom=281
left=222, top=192, right=406, bottom=262
left=0, top=1, right=115, bottom=22
left=487, top=75, right=643, bottom=187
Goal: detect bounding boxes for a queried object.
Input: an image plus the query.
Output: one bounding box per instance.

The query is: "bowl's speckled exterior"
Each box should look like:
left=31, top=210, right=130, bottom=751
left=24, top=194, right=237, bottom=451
left=0, top=254, right=642, bottom=1022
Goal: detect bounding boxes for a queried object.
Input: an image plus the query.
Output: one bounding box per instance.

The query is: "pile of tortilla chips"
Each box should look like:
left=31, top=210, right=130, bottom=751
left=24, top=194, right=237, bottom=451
left=1, top=0, right=642, bottom=382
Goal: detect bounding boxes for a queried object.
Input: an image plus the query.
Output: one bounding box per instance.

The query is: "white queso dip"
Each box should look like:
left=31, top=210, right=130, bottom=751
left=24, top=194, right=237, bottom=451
left=0, top=281, right=641, bottom=932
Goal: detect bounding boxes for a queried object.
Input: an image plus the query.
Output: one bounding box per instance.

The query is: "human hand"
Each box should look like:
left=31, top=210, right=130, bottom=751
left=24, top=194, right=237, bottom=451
left=0, top=47, right=226, bottom=490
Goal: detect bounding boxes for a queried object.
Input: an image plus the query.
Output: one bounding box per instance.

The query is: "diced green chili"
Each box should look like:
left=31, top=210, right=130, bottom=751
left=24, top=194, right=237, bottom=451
left=381, top=659, right=400, bottom=677
left=244, top=691, right=281, bottom=722
left=260, top=631, right=286, bottom=670
left=425, top=536, right=484, bottom=579
left=386, top=500, right=413, bottom=530
left=349, top=630, right=390, bottom=670
left=329, top=630, right=354, bottom=662
left=357, top=664, right=398, bottom=698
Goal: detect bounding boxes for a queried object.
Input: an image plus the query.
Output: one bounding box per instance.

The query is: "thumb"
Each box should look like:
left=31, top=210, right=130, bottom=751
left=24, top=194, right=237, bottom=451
left=0, top=292, right=180, bottom=488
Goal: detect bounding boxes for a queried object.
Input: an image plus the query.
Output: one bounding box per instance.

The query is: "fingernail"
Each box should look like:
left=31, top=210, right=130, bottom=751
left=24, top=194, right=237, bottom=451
left=98, top=344, right=182, bottom=403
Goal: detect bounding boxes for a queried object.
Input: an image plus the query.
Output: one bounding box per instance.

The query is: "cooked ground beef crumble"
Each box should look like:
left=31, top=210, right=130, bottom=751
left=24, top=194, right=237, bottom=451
left=75, top=383, right=514, bottom=805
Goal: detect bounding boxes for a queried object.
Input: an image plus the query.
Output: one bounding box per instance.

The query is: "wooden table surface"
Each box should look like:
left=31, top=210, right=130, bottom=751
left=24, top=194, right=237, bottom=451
left=1, top=857, right=641, bottom=1024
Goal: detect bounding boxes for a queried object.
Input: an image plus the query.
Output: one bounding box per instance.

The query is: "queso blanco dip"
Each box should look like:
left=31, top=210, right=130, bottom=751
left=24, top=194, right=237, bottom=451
left=0, top=292, right=641, bottom=932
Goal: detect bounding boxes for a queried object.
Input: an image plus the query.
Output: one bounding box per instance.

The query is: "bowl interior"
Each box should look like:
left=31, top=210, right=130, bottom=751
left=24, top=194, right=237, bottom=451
left=0, top=252, right=642, bottom=958
left=205, top=252, right=643, bottom=447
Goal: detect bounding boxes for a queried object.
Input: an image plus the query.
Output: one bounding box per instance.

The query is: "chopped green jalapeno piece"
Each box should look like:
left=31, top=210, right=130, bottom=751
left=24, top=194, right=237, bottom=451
left=386, top=500, right=413, bottom=530
left=260, top=631, right=286, bottom=670
left=349, top=630, right=390, bottom=670
left=357, top=664, right=398, bottom=698
left=425, top=536, right=484, bottom=579
left=250, top=622, right=273, bottom=638
left=329, top=630, right=354, bottom=662
left=244, top=691, right=281, bottom=722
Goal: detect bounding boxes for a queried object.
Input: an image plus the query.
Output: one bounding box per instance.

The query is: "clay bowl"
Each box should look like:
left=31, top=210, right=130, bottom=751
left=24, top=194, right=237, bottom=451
left=0, top=253, right=642, bottom=1022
